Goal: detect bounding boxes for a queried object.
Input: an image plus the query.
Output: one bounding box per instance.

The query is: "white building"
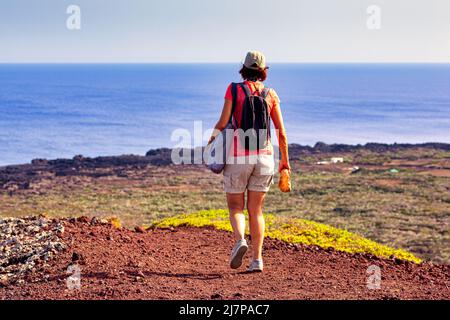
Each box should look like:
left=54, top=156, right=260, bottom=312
left=331, top=157, right=344, bottom=164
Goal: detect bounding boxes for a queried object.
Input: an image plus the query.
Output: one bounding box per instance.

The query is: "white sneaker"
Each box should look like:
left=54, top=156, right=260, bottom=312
left=247, top=259, right=263, bottom=272
left=229, top=239, right=248, bottom=269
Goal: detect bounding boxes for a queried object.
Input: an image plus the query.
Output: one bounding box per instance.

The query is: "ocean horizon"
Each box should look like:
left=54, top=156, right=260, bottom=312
left=1, top=63, right=449, bottom=166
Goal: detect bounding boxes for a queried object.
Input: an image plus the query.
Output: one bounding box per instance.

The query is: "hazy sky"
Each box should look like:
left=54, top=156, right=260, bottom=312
left=0, top=0, right=449, bottom=63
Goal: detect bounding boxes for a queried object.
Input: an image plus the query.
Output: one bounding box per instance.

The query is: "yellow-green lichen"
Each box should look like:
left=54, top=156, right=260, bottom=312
left=151, top=209, right=421, bottom=263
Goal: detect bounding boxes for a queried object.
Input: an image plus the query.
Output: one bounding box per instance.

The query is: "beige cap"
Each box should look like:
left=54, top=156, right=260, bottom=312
left=243, top=51, right=267, bottom=70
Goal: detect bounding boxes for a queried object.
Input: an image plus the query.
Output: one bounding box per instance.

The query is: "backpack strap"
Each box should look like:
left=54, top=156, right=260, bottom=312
left=229, top=83, right=238, bottom=125
left=240, top=83, right=253, bottom=97
left=261, top=87, right=270, bottom=99
left=241, top=83, right=270, bottom=99
left=261, top=87, right=272, bottom=140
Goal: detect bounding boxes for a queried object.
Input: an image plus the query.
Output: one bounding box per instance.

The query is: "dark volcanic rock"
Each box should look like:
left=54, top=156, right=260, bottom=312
left=290, top=142, right=450, bottom=155
left=1, top=143, right=448, bottom=191
left=0, top=149, right=174, bottom=190
left=134, top=226, right=146, bottom=233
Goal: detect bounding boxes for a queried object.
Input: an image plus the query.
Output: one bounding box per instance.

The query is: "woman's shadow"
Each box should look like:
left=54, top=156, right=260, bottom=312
left=127, top=270, right=223, bottom=281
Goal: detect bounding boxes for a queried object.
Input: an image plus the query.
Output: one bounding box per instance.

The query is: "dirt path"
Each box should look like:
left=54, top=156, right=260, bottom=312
left=1, top=218, right=449, bottom=300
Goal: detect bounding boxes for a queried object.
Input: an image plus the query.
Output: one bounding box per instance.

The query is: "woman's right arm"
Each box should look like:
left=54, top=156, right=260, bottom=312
left=271, top=103, right=291, bottom=172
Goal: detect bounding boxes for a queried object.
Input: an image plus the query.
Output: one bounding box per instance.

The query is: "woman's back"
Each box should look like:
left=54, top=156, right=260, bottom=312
left=224, top=80, right=281, bottom=157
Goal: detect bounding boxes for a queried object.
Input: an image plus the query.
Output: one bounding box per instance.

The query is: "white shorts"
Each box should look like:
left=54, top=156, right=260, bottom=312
left=223, top=155, right=275, bottom=193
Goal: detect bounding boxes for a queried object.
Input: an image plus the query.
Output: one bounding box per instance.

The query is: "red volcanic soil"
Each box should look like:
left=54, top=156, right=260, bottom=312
left=1, top=218, right=449, bottom=300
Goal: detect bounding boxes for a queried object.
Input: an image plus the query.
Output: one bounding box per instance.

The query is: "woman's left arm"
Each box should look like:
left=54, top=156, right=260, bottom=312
left=207, top=99, right=233, bottom=145
left=271, top=101, right=291, bottom=173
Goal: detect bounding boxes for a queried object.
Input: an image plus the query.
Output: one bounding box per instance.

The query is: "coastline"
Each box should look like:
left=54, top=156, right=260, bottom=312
left=2, top=63, right=450, bottom=168
left=1, top=141, right=449, bottom=192
left=1, top=141, right=449, bottom=169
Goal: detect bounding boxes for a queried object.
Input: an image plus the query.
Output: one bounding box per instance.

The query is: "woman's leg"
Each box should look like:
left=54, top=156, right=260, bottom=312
left=227, top=193, right=246, bottom=241
left=247, top=190, right=266, bottom=260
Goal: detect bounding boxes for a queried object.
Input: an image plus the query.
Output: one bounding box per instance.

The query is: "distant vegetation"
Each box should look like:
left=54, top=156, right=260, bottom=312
left=0, top=143, right=448, bottom=263
left=152, top=209, right=421, bottom=263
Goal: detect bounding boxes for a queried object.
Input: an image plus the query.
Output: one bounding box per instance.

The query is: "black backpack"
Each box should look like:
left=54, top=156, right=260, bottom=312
left=231, top=82, right=271, bottom=151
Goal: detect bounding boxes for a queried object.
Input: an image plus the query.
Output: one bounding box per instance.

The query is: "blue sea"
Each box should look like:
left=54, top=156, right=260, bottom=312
left=0, top=63, right=449, bottom=166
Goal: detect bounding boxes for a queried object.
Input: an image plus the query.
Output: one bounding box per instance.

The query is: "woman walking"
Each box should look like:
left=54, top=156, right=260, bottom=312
left=208, top=51, right=290, bottom=272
